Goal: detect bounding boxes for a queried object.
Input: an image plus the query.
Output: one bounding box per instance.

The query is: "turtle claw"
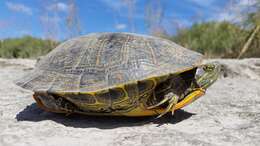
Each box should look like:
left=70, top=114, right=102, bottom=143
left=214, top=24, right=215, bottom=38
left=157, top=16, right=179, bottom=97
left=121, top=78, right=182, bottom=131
left=156, top=97, right=175, bottom=118
left=171, top=95, right=179, bottom=115
left=148, top=92, right=179, bottom=118
left=156, top=95, right=179, bottom=118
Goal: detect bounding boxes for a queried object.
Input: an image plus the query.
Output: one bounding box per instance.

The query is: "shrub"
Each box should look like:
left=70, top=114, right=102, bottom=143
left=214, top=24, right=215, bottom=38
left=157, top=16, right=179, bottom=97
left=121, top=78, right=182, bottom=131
left=0, top=36, right=59, bottom=58
left=171, top=21, right=250, bottom=58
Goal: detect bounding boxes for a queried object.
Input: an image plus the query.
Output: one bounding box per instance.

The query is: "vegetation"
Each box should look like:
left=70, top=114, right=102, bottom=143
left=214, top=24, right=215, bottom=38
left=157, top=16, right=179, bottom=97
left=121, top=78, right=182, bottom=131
left=171, top=21, right=249, bottom=58
left=170, top=0, right=260, bottom=58
left=237, top=1, right=260, bottom=58
left=0, top=36, right=58, bottom=58
left=0, top=1, right=259, bottom=59
left=0, top=20, right=259, bottom=58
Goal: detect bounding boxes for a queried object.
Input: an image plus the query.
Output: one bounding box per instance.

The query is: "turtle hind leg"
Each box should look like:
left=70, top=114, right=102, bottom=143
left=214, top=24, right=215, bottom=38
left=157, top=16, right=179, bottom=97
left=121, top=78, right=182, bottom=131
left=33, top=93, right=67, bottom=113
left=33, top=93, right=78, bottom=114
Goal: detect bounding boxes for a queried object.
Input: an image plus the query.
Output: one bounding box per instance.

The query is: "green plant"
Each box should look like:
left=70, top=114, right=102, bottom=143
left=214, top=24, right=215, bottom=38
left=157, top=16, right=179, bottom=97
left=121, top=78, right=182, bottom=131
left=171, top=21, right=248, bottom=58
left=0, top=35, right=59, bottom=58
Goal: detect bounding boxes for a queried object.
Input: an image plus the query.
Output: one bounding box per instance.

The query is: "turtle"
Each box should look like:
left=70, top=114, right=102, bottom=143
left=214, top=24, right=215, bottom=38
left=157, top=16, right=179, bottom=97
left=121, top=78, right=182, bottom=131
left=16, top=32, right=220, bottom=118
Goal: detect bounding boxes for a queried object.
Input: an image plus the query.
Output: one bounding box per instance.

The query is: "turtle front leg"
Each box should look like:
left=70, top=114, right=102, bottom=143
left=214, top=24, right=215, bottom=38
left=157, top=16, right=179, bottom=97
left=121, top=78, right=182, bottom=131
left=147, top=92, right=179, bottom=118
left=147, top=93, right=173, bottom=109
left=156, top=93, right=179, bottom=118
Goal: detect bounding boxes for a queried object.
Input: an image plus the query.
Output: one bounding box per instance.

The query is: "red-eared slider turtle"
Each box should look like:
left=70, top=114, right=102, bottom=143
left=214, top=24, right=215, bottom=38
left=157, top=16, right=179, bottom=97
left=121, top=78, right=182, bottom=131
left=16, top=32, right=220, bottom=117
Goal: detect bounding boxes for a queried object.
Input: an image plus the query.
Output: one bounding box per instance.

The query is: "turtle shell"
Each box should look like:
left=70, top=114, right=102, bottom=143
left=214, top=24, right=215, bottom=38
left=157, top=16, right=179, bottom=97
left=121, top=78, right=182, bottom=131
left=16, top=32, right=203, bottom=93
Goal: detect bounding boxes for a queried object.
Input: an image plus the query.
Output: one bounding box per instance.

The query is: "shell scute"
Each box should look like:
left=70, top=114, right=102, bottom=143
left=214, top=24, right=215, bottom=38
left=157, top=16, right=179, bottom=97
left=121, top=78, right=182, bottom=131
left=16, top=32, right=203, bottom=93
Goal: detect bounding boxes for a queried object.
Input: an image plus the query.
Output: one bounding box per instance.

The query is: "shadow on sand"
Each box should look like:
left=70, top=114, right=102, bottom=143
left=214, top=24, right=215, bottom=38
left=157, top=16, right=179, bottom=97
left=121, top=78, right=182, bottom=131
left=16, top=103, right=195, bottom=129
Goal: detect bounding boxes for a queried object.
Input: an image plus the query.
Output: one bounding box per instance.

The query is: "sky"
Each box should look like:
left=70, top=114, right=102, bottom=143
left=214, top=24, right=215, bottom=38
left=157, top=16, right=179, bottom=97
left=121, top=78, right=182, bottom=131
left=0, top=0, right=257, bottom=40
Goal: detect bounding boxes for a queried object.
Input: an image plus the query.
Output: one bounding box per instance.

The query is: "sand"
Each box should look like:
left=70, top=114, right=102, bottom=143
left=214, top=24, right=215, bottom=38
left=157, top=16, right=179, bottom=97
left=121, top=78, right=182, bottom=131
left=0, top=58, right=259, bottom=146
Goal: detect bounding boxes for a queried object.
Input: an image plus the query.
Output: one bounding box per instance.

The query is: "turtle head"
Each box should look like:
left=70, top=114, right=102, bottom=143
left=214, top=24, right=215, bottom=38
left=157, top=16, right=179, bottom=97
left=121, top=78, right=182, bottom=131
left=195, top=63, right=220, bottom=90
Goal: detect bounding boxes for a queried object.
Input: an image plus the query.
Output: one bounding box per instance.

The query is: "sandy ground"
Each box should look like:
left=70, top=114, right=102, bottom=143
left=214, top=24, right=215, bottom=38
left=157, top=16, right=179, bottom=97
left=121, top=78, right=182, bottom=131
left=0, top=58, right=259, bottom=146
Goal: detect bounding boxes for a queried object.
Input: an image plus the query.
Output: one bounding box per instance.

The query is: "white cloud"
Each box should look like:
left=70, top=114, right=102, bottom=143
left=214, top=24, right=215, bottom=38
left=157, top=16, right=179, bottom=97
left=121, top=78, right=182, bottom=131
left=57, top=2, right=68, bottom=11
left=213, top=0, right=257, bottom=22
left=187, top=0, right=216, bottom=7
left=115, top=23, right=127, bottom=30
left=237, top=0, right=257, bottom=6
left=101, top=0, right=128, bottom=10
left=47, top=2, right=68, bottom=12
left=40, top=15, right=61, bottom=23
left=6, top=2, right=32, bottom=15
left=101, top=0, right=139, bottom=13
left=187, top=0, right=257, bottom=23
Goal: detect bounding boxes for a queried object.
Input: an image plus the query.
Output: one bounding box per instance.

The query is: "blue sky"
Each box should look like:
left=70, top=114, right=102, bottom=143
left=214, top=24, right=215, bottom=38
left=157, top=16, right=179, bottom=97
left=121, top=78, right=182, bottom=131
left=0, top=0, right=255, bottom=40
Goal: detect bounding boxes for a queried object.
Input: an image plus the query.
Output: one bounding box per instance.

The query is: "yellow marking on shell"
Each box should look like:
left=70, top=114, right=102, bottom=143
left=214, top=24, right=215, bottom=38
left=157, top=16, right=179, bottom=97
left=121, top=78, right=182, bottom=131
left=119, top=85, right=131, bottom=102
left=152, top=74, right=170, bottom=85
left=110, top=86, right=130, bottom=104
left=34, top=88, right=205, bottom=117
left=119, top=107, right=164, bottom=116
left=113, top=84, right=126, bottom=92
left=138, top=78, right=157, bottom=96
left=121, top=85, right=129, bottom=97
left=117, top=88, right=205, bottom=116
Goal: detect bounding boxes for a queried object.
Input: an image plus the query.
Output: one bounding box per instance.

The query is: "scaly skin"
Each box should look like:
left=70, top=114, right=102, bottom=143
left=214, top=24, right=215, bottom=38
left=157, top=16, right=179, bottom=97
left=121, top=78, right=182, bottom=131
left=146, top=63, right=221, bottom=117
left=175, top=63, right=221, bottom=110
